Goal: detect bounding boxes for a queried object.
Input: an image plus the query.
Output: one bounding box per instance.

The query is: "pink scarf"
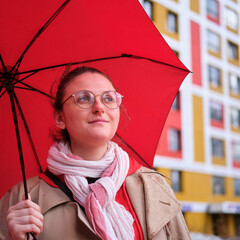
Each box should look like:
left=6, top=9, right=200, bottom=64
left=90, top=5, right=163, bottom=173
left=47, top=141, right=134, bottom=240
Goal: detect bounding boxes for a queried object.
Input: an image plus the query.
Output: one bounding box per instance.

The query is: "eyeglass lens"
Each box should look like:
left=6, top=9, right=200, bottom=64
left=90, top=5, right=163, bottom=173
left=74, top=90, right=122, bottom=109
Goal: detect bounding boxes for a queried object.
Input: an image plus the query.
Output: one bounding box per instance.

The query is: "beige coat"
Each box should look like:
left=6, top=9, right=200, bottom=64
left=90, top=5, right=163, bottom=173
left=0, top=167, right=191, bottom=240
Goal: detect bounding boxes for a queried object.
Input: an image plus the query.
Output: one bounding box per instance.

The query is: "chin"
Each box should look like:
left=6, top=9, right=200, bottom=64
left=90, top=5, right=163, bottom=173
left=90, top=132, right=115, bottom=143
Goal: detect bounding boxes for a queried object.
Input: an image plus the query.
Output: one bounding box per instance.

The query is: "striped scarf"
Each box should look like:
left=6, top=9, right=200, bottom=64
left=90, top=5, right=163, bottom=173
left=47, top=141, right=134, bottom=240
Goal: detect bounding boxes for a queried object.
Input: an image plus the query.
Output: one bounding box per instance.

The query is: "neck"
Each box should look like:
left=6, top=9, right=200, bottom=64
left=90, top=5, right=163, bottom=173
left=70, top=141, right=108, bottom=160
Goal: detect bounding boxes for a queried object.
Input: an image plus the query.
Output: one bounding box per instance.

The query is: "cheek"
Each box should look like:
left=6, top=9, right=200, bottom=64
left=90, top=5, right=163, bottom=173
left=113, top=110, right=120, bottom=127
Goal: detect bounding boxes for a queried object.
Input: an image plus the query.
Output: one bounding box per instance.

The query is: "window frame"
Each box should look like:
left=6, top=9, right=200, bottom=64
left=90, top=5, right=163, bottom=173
left=227, top=40, right=239, bottom=65
left=171, top=92, right=180, bottom=110
left=143, top=0, right=153, bottom=21
left=207, top=29, right=221, bottom=56
left=167, top=10, right=178, bottom=34
left=229, top=73, right=240, bottom=97
left=208, top=65, right=222, bottom=92
left=207, top=0, right=220, bottom=24
left=210, top=100, right=224, bottom=128
left=212, top=176, right=226, bottom=195
left=234, top=178, right=240, bottom=196
left=168, top=128, right=181, bottom=152
left=226, top=7, right=239, bottom=33
left=171, top=170, right=182, bottom=192
left=230, top=107, right=240, bottom=130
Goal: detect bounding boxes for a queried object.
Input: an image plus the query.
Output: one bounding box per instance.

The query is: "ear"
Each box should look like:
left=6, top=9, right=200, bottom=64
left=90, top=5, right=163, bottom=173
left=54, top=111, right=66, bottom=129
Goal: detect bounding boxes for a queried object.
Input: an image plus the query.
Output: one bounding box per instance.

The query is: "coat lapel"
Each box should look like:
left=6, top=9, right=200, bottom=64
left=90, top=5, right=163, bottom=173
left=126, top=167, right=182, bottom=240
left=32, top=178, right=96, bottom=234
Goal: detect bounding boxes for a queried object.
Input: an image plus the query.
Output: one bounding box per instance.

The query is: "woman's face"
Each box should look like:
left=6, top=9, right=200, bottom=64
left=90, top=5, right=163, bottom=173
left=55, top=72, right=120, bottom=150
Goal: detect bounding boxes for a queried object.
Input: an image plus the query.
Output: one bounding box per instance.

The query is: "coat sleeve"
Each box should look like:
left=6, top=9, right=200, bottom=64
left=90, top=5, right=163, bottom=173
left=0, top=177, right=40, bottom=240
left=167, top=211, right=191, bottom=240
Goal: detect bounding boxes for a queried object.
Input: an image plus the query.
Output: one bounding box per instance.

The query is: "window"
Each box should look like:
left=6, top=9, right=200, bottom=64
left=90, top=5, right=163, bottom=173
left=171, top=92, right=180, bottom=110
left=210, top=101, right=223, bottom=125
left=226, top=7, right=239, bottom=32
left=167, top=11, right=178, bottom=33
left=227, top=41, right=239, bottom=61
left=171, top=170, right=182, bottom=192
left=235, top=215, right=240, bottom=236
left=143, top=0, right=153, bottom=20
left=212, top=176, right=225, bottom=195
left=168, top=128, right=181, bottom=152
left=172, top=50, right=179, bottom=58
left=208, top=65, right=221, bottom=88
left=207, top=0, right=220, bottom=23
left=231, top=107, right=240, bottom=128
left=212, top=214, right=228, bottom=237
left=234, top=179, right=240, bottom=196
left=232, top=142, right=240, bottom=162
left=207, top=30, right=220, bottom=54
left=229, top=73, right=240, bottom=95
left=211, top=138, right=224, bottom=158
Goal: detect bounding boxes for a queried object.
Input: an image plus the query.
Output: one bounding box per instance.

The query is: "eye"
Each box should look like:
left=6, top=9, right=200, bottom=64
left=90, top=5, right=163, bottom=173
left=75, top=91, right=93, bottom=104
left=103, top=92, right=116, bottom=102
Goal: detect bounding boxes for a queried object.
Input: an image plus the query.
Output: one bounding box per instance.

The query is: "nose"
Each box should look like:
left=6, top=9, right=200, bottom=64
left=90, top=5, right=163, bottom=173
left=92, top=96, right=105, bottom=113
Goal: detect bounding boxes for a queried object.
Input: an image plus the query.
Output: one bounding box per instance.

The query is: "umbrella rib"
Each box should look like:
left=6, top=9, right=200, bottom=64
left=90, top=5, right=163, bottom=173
left=13, top=92, right=43, bottom=173
left=0, top=89, right=7, bottom=98
left=0, top=54, right=8, bottom=74
left=17, top=54, right=190, bottom=76
left=15, top=70, right=39, bottom=83
left=11, top=0, right=71, bottom=75
left=124, top=54, right=191, bottom=73
left=115, top=133, right=152, bottom=168
left=16, top=81, right=53, bottom=98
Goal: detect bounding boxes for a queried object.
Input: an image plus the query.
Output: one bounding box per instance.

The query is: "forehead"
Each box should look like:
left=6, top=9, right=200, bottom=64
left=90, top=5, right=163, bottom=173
left=65, top=72, right=115, bottom=95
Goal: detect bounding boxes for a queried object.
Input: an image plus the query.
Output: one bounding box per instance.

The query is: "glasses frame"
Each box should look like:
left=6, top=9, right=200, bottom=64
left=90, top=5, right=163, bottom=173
left=61, top=90, right=123, bottom=109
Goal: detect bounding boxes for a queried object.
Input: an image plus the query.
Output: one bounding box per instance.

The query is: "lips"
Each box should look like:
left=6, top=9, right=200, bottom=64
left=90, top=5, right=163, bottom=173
left=88, top=119, right=109, bottom=124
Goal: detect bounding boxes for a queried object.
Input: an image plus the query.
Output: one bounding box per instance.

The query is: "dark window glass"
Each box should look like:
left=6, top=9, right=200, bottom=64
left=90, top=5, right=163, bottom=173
left=211, top=138, right=224, bottom=158
left=171, top=170, right=182, bottom=192
left=167, top=11, right=178, bottom=33
left=171, top=92, right=180, bottom=110
left=234, top=179, right=240, bottom=196
left=210, top=101, right=223, bottom=122
left=231, top=108, right=240, bottom=128
left=228, top=41, right=238, bottom=60
left=207, top=0, right=219, bottom=18
left=209, top=65, right=221, bottom=87
left=207, top=30, right=220, bottom=53
left=229, top=73, right=240, bottom=95
left=212, top=176, right=225, bottom=195
left=169, top=129, right=181, bottom=152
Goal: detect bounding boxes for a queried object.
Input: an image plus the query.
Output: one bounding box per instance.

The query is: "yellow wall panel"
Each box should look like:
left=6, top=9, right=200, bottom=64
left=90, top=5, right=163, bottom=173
left=152, top=3, right=179, bottom=40
left=193, top=95, right=205, bottom=163
left=190, top=0, right=200, bottom=14
left=185, top=212, right=212, bottom=234
left=176, top=171, right=211, bottom=201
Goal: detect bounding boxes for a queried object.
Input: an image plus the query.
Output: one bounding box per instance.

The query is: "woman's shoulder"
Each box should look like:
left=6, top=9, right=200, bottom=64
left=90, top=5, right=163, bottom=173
left=0, top=176, right=41, bottom=205
left=0, top=175, right=71, bottom=215
left=127, top=166, right=177, bottom=199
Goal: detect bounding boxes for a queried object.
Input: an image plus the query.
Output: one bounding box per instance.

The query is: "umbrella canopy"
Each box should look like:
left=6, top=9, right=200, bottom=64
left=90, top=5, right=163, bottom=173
left=0, top=0, right=189, bottom=198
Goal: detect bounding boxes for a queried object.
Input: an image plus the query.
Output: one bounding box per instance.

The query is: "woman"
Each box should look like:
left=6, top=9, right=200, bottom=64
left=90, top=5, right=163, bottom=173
left=0, top=66, right=190, bottom=240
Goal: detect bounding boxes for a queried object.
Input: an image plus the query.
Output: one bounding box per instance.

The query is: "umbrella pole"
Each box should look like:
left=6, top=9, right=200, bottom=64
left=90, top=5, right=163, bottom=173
left=8, top=89, right=28, bottom=200
left=8, top=89, right=38, bottom=240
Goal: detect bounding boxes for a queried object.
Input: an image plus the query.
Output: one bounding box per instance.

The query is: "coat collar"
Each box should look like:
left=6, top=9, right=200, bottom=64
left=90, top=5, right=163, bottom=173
left=30, top=177, right=96, bottom=234
left=125, top=167, right=182, bottom=240
left=35, top=167, right=181, bottom=240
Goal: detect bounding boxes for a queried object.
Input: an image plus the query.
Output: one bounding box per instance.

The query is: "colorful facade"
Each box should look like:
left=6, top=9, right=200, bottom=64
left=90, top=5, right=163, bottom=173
left=140, top=0, right=240, bottom=238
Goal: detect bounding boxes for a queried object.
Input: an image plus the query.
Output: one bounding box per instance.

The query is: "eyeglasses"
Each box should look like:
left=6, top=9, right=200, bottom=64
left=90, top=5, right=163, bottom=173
left=62, top=90, right=123, bottom=109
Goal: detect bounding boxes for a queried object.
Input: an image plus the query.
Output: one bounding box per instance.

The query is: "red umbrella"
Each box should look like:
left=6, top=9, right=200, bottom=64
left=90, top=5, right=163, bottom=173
left=0, top=0, right=189, bottom=198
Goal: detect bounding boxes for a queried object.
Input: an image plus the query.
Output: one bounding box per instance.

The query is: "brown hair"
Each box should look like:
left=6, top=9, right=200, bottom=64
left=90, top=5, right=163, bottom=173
left=50, top=66, right=118, bottom=144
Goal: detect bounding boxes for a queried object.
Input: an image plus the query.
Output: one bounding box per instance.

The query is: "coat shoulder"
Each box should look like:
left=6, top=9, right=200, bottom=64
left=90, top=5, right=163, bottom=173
left=130, top=166, right=177, bottom=199
left=125, top=167, right=191, bottom=240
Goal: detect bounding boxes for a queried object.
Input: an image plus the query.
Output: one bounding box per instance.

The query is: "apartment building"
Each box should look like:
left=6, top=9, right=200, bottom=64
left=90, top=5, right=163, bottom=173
left=140, top=0, right=240, bottom=238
